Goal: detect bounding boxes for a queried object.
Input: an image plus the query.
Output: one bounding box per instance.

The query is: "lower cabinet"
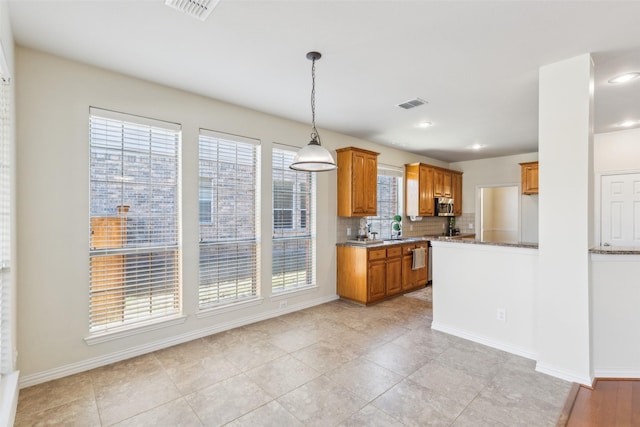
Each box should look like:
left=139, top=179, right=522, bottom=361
left=337, top=242, right=427, bottom=304
left=401, top=243, right=428, bottom=291
left=368, top=259, right=387, bottom=301
left=386, top=247, right=403, bottom=296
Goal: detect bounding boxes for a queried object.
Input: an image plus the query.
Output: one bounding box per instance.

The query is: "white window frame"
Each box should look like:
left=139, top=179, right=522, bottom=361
left=272, top=144, right=316, bottom=294
left=0, top=43, right=14, bottom=375
left=88, top=108, right=182, bottom=338
left=198, top=129, right=261, bottom=310
left=369, top=164, right=404, bottom=239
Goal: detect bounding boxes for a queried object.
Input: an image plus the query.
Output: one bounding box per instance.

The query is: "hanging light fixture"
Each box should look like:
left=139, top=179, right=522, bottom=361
left=290, top=51, right=337, bottom=172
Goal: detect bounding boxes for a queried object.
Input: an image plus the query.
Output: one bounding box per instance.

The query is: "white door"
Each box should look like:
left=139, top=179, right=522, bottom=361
left=601, top=173, right=640, bottom=247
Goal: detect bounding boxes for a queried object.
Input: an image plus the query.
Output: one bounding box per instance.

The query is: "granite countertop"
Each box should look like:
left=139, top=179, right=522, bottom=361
left=431, top=238, right=538, bottom=249
left=337, top=236, right=430, bottom=248
left=338, top=237, right=639, bottom=253
left=590, top=246, right=640, bottom=255
left=337, top=233, right=477, bottom=248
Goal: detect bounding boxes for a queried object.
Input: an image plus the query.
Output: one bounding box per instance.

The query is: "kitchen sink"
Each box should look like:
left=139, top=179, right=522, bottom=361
left=346, top=239, right=384, bottom=245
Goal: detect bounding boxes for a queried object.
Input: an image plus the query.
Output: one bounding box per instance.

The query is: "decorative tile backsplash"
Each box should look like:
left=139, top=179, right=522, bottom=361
left=336, top=215, right=467, bottom=242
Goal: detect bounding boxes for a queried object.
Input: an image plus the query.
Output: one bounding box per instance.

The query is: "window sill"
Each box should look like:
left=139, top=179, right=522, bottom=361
left=271, top=285, right=318, bottom=300
left=196, top=297, right=264, bottom=319
left=84, top=314, right=188, bottom=345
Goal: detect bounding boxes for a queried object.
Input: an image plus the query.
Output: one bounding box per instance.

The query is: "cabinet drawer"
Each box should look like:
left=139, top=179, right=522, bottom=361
left=386, top=246, right=402, bottom=258
left=402, top=245, right=416, bottom=256
left=369, top=248, right=387, bottom=261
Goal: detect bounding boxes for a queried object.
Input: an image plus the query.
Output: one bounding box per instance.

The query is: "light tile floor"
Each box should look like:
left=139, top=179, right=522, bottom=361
left=15, top=292, right=572, bottom=426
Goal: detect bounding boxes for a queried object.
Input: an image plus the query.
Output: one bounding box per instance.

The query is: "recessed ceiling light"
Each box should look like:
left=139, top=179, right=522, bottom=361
left=416, top=121, right=432, bottom=128
left=467, top=143, right=486, bottom=150
left=608, top=72, right=640, bottom=84
left=615, top=120, right=639, bottom=128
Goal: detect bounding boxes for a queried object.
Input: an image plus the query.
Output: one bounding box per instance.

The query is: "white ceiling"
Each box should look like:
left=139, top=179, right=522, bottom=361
left=8, top=0, right=640, bottom=162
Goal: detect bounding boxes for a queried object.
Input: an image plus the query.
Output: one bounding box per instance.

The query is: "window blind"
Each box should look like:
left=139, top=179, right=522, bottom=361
left=272, top=146, right=315, bottom=293
left=89, top=108, right=181, bottom=333
left=198, top=129, right=260, bottom=308
left=0, top=65, right=11, bottom=373
left=369, top=165, right=403, bottom=239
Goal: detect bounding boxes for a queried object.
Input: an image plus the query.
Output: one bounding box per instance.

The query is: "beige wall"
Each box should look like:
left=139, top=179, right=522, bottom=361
left=15, top=47, right=444, bottom=382
left=451, top=152, right=538, bottom=242
left=594, top=128, right=640, bottom=172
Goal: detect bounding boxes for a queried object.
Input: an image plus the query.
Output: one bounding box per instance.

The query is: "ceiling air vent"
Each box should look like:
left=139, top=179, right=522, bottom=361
left=165, top=0, right=220, bottom=21
left=397, top=98, right=428, bottom=110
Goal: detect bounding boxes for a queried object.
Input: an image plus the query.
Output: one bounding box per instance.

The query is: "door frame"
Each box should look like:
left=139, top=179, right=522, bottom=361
left=475, top=182, right=522, bottom=242
left=595, top=169, right=640, bottom=246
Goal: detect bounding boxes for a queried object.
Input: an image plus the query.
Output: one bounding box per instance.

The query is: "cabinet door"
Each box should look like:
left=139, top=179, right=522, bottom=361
left=352, top=150, right=367, bottom=214
left=433, top=169, right=444, bottom=197
left=419, top=165, right=435, bottom=216
left=364, top=153, right=378, bottom=214
left=452, top=173, right=463, bottom=216
left=416, top=245, right=428, bottom=286
left=368, top=260, right=386, bottom=301
left=386, top=256, right=402, bottom=296
left=402, top=255, right=417, bottom=290
left=520, top=162, right=539, bottom=195
left=443, top=172, right=452, bottom=197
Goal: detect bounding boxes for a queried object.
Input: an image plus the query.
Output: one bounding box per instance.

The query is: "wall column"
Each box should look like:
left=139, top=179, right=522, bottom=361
left=536, top=54, right=594, bottom=385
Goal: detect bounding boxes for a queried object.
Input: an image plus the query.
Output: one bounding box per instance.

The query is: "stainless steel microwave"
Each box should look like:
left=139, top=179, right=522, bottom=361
left=435, top=197, right=454, bottom=216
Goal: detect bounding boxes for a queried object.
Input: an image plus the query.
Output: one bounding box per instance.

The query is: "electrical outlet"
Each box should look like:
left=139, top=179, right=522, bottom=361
left=496, top=308, right=506, bottom=322
left=441, top=223, right=445, bottom=230
left=347, top=227, right=351, bottom=236
left=468, top=223, right=474, bottom=229
left=279, top=300, right=288, bottom=309
left=410, top=225, right=413, bottom=231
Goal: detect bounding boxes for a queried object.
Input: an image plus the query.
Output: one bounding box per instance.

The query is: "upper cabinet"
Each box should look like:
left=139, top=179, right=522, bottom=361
left=452, top=171, right=463, bottom=216
left=406, top=163, right=462, bottom=217
left=520, top=161, right=539, bottom=195
left=434, top=169, right=452, bottom=198
left=405, top=163, right=434, bottom=217
left=337, top=147, right=379, bottom=217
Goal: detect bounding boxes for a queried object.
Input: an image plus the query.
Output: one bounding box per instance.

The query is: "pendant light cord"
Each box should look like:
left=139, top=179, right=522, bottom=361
left=310, top=57, right=320, bottom=144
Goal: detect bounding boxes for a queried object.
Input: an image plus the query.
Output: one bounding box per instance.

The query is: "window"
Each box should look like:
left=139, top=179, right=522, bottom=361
left=272, top=146, right=315, bottom=293
left=199, top=177, right=213, bottom=224
left=89, top=108, right=181, bottom=333
left=198, top=129, right=260, bottom=308
left=0, top=55, right=11, bottom=373
left=368, top=166, right=403, bottom=239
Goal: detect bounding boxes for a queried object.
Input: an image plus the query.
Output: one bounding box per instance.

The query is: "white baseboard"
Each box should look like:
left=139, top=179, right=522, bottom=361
left=0, top=371, right=19, bottom=427
left=593, top=368, right=640, bottom=378
left=535, top=362, right=593, bottom=386
left=19, top=295, right=338, bottom=389
left=431, top=321, right=537, bottom=360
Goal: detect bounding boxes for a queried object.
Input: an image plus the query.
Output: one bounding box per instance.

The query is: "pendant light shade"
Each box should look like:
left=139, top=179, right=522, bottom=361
left=290, top=51, right=337, bottom=172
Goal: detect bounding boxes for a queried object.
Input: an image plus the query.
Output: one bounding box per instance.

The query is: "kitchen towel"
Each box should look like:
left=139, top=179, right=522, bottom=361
left=412, top=247, right=426, bottom=270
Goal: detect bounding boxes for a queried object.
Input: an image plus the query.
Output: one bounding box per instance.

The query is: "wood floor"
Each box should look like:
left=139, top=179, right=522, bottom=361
left=564, top=379, right=640, bottom=426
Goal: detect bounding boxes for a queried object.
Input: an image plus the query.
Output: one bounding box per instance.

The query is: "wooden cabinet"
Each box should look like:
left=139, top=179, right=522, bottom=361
left=336, top=242, right=425, bottom=304
left=520, top=161, right=539, bottom=195
left=90, top=213, right=127, bottom=325
left=452, top=172, right=463, bottom=216
left=401, top=243, right=428, bottom=291
left=406, top=163, right=462, bottom=217
left=337, top=147, right=379, bottom=217
left=434, top=169, right=452, bottom=198
left=385, top=246, right=403, bottom=296
left=368, top=259, right=387, bottom=301
left=405, top=163, right=435, bottom=217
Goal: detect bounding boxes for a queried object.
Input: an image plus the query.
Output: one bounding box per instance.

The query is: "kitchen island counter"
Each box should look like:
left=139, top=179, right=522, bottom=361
left=590, top=246, right=640, bottom=255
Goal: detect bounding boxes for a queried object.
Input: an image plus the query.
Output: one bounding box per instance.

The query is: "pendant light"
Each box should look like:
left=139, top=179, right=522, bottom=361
left=290, top=51, right=337, bottom=172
